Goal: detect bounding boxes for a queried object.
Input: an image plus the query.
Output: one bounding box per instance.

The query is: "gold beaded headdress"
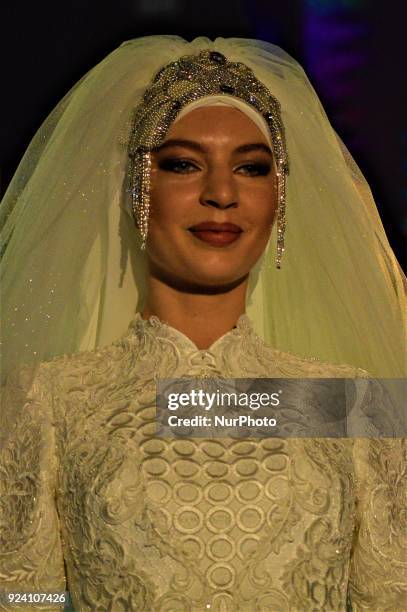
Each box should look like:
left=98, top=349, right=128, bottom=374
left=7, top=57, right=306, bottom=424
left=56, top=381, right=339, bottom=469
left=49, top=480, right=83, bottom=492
left=128, top=49, right=289, bottom=268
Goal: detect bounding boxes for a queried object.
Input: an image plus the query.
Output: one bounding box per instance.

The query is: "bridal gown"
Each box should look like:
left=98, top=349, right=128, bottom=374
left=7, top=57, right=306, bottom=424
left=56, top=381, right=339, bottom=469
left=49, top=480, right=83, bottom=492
left=1, top=313, right=406, bottom=611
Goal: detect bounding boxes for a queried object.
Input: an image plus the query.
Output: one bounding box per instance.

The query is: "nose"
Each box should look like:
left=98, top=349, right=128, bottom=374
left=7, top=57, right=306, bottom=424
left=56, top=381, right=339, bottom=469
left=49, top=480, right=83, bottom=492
left=200, top=166, right=238, bottom=210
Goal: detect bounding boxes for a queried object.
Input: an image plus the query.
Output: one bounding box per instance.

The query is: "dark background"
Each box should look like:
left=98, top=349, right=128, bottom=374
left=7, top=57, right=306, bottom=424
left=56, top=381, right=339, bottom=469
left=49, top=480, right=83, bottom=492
left=1, top=0, right=406, bottom=269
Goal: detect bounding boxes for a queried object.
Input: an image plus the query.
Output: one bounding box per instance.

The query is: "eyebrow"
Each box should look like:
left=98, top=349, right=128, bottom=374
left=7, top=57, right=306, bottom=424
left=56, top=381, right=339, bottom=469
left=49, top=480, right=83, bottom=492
left=155, top=138, right=273, bottom=156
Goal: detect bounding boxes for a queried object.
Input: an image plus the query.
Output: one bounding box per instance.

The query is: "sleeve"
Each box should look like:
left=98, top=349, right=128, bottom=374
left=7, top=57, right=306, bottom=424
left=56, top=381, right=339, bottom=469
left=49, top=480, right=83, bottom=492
left=348, top=437, right=407, bottom=611
left=0, top=365, right=67, bottom=611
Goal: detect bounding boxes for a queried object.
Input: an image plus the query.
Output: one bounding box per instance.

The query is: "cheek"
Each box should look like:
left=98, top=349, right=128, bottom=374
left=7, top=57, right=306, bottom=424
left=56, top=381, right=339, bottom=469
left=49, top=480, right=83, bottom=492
left=149, top=178, right=197, bottom=228
left=244, top=183, right=277, bottom=231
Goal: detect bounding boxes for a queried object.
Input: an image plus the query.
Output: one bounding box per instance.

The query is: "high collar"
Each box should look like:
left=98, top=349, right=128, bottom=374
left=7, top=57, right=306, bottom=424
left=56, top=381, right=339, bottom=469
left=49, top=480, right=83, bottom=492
left=128, top=311, right=255, bottom=355
left=119, top=312, right=365, bottom=381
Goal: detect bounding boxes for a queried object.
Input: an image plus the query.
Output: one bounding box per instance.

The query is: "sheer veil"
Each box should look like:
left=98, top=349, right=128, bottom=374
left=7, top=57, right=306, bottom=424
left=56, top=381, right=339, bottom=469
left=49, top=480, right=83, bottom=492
left=1, top=35, right=405, bottom=389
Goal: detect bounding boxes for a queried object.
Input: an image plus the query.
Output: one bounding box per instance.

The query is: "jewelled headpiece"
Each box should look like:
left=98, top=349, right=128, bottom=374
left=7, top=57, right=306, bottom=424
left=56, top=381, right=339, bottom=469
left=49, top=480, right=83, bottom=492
left=128, top=50, right=289, bottom=268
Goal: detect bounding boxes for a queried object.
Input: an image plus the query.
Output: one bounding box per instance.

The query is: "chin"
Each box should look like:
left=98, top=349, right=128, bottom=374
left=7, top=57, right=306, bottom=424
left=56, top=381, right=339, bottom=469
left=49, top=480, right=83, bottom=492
left=184, top=265, right=249, bottom=290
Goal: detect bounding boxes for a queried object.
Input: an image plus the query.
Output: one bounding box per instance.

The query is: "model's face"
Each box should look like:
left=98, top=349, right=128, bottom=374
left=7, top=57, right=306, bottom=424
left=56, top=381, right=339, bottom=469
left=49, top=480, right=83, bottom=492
left=146, top=106, right=277, bottom=289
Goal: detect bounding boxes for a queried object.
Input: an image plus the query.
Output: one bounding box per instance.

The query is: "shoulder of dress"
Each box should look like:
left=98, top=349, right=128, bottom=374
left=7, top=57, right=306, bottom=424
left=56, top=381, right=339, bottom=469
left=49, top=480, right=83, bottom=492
left=39, top=331, right=136, bottom=375
left=258, top=339, right=370, bottom=378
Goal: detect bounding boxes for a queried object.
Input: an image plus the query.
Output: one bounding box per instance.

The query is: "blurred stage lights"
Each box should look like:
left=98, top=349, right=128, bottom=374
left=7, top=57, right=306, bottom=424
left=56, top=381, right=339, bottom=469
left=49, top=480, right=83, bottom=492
left=135, top=0, right=180, bottom=16
left=306, top=0, right=367, bottom=12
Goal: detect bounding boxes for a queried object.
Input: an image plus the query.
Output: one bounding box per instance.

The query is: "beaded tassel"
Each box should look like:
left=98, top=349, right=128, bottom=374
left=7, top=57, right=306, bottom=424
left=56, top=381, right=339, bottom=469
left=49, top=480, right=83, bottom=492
left=131, top=151, right=152, bottom=250
left=276, top=162, right=286, bottom=269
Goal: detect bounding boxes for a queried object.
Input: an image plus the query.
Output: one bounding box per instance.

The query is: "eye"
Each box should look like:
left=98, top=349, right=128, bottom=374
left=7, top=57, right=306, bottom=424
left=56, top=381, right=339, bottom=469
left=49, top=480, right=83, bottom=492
left=237, top=163, right=271, bottom=177
left=159, top=158, right=199, bottom=174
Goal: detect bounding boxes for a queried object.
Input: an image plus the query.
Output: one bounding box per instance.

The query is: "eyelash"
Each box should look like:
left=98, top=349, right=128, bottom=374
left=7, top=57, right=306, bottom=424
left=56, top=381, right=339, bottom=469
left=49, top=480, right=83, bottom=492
left=159, top=158, right=271, bottom=176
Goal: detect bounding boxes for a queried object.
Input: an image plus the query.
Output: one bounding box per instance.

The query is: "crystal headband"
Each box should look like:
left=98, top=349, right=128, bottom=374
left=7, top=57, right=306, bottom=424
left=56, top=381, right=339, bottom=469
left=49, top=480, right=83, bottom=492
left=128, top=49, right=289, bottom=268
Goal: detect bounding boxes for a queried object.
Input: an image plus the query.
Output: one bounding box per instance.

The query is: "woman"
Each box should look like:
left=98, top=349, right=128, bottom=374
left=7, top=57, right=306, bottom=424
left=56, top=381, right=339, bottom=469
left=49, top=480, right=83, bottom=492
left=0, top=36, right=405, bottom=611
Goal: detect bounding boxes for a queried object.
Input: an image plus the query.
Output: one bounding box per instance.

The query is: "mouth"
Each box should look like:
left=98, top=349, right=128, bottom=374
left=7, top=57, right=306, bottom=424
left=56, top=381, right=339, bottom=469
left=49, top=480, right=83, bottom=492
left=188, top=222, right=243, bottom=247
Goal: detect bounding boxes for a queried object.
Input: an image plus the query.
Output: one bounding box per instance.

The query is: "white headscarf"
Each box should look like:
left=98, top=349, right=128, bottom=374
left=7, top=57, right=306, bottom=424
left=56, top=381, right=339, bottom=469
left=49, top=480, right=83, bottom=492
left=174, top=94, right=273, bottom=147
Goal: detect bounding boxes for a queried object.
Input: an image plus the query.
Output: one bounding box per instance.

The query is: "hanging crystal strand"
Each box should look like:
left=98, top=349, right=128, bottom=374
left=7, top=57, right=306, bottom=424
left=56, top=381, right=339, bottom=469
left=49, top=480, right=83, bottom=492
left=139, top=151, right=152, bottom=250
left=131, top=150, right=152, bottom=249
left=276, top=160, right=286, bottom=270
left=131, top=152, right=140, bottom=228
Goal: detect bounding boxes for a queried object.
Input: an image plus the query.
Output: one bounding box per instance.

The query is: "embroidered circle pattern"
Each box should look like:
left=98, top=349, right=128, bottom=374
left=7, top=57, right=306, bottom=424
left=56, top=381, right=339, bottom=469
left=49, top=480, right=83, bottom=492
left=142, top=436, right=295, bottom=600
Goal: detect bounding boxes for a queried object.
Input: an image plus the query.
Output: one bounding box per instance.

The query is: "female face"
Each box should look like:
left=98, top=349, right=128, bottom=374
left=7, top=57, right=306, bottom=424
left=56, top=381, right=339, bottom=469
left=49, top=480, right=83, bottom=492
left=146, top=105, right=277, bottom=289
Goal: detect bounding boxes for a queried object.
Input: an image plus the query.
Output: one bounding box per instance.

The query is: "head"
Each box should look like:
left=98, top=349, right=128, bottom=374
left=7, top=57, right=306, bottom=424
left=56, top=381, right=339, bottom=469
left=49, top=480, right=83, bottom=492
left=127, top=49, right=288, bottom=289
left=145, top=103, right=278, bottom=291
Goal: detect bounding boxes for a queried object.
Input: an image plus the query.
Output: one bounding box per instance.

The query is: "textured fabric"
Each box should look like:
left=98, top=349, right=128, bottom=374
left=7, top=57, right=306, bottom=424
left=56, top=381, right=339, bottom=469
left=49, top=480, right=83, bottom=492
left=1, top=315, right=405, bottom=611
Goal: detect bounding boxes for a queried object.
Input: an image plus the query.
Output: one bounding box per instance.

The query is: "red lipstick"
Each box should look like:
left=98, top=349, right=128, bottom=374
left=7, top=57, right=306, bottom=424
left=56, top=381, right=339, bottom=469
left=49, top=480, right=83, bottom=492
left=189, top=222, right=242, bottom=247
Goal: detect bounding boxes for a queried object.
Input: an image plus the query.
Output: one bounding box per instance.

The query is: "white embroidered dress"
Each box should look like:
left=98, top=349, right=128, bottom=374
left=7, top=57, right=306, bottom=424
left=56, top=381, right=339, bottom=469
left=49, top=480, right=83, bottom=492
left=1, top=314, right=406, bottom=611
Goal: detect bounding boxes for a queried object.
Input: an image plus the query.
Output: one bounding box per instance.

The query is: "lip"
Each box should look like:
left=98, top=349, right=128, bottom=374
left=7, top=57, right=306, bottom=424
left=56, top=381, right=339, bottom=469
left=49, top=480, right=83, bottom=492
left=189, top=222, right=242, bottom=232
left=189, top=222, right=243, bottom=247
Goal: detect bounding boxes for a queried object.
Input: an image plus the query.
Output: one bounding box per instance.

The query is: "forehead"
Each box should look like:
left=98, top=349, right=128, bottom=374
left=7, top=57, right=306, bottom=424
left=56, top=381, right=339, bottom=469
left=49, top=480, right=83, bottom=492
left=164, top=106, right=269, bottom=144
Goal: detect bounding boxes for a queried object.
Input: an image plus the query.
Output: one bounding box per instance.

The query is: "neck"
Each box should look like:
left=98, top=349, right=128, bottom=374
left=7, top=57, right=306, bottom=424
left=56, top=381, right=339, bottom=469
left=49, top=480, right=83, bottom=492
left=142, top=275, right=248, bottom=350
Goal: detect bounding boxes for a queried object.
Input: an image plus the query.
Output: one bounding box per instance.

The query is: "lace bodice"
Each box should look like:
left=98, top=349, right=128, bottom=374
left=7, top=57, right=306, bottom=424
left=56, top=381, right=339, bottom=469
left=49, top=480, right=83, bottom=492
left=1, top=314, right=406, bottom=611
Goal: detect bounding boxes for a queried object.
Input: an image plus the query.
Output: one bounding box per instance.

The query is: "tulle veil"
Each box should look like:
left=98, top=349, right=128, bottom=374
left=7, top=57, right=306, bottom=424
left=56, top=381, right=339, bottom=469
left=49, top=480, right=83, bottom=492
left=1, top=35, right=405, bottom=390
